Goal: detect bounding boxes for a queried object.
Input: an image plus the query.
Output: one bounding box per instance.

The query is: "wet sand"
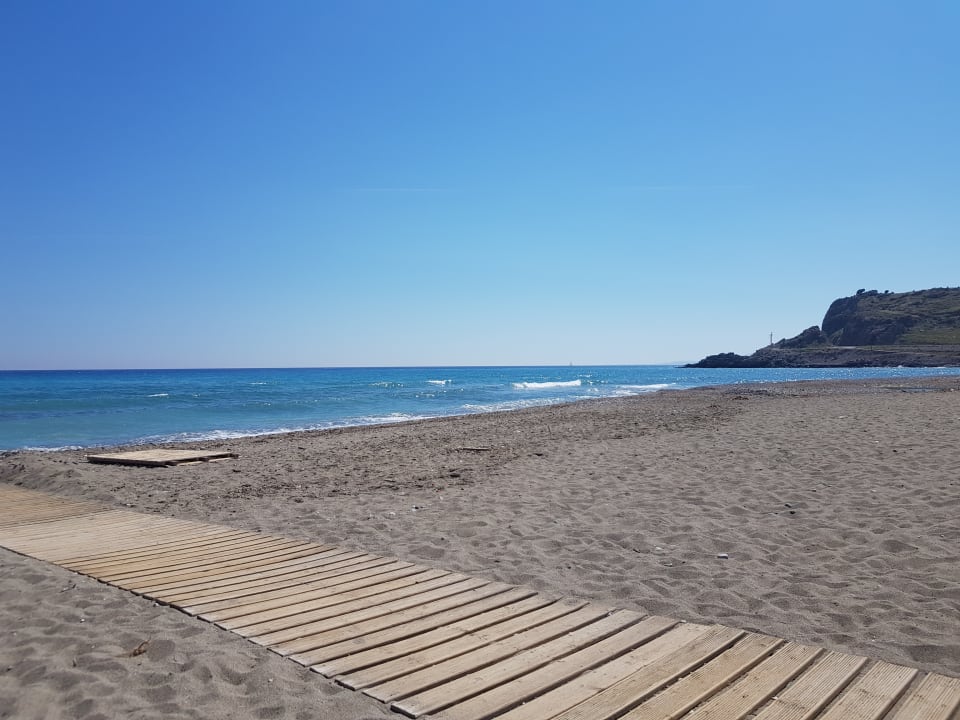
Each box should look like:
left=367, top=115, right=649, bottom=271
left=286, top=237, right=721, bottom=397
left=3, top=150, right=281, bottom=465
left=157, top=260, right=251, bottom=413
left=2, top=376, right=959, bottom=718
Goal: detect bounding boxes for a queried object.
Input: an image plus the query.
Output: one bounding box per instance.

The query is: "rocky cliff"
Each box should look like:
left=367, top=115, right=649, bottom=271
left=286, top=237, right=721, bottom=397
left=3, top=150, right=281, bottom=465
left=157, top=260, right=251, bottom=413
left=687, top=287, right=960, bottom=368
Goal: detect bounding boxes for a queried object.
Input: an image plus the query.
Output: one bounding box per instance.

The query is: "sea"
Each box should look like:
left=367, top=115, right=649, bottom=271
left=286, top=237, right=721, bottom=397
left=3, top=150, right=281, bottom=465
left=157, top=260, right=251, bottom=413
left=1, top=365, right=956, bottom=451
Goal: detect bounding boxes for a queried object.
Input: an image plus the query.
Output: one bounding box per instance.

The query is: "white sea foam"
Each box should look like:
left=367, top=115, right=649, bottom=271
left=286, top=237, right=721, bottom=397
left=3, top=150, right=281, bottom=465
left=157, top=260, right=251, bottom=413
left=613, top=383, right=676, bottom=395
left=427, top=379, right=451, bottom=386
left=463, top=399, right=558, bottom=413
left=512, top=379, right=582, bottom=390
left=142, top=428, right=276, bottom=444
left=23, top=445, right=84, bottom=452
left=147, top=393, right=169, bottom=397
left=142, top=413, right=434, bottom=445
left=353, top=413, right=433, bottom=425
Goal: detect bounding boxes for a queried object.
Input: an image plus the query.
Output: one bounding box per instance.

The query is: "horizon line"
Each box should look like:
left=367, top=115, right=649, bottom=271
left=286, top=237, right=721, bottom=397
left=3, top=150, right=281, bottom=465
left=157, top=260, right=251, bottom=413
left=0, top=362, right=695, bottom=373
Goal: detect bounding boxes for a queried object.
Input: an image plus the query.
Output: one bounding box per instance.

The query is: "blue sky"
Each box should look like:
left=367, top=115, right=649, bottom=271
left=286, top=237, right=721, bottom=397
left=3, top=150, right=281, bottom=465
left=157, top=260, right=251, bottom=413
left=2, top=1, right=957, bottom=369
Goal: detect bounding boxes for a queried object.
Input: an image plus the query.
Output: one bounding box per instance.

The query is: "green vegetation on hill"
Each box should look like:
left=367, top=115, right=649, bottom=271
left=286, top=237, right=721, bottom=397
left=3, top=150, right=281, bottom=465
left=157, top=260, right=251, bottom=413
left=902, top=329, right=960, bottom=344
left=822, top=288, right=960, bottom=346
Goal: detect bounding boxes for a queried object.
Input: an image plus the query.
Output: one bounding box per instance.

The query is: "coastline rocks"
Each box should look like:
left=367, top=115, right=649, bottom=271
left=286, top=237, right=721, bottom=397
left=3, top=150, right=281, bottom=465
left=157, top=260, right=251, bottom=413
left=687, top=345, right=960, bottom=368
left=687, top=287, right=960, bottom=368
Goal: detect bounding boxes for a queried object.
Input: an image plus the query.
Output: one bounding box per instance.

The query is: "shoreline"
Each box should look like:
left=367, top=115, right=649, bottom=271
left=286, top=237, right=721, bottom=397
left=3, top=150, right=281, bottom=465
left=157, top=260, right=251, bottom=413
left=2, top=375, right=959, bottom=718
left=5, top=366, right=960, bottom=453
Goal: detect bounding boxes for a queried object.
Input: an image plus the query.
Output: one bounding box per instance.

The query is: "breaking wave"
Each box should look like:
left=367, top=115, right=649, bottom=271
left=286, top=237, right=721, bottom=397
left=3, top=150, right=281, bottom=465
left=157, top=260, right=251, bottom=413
left=612, top=383, right=676, bottom=395
left=22, top=445, right=84, bottom=452
left=463, top=399, right=559, bottom=413
left=140, top=413, right=434, bottom=445
left=512, top=379, right=582, bottom=390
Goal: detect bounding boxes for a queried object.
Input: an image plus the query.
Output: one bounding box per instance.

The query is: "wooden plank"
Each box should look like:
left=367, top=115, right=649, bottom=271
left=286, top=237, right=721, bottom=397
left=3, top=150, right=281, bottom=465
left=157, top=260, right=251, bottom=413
left=0, top=506, right=112, bottom=528
left=173, top=555, right=394, bottom=608
left=428, top=615, right=679, bottom=720
left=86, top=539, right=314, bottom=581
left=184, top=560, right=417, bottom=614
left=87, top=449, right=238, bottom=466
left=1, top=512, right=100, bottom=524
left=205, top=567, right=447, bottom=626
left=154, top=552, right=377, bottom=603
left=0, top=501, right=97, bottom=517
left=93, top=539, right=313, bottom=580
left=112, top=553, right=335, bottom=595
left=392, top=610, right=654, bottom=718
left=1, top=516, right=223, bottom=557
left=244, top=575, right=488, bottom=647
left=59, top=528, right=255, bottom=564
left=362, top=605, right=618, bottom=704
left=63, top=529, right=275, bottom=566
left=0, top=512, right=173, bottom=541
left=886, top=674, right=960, bottom=720
left=233, top=573, right=477, bottom=638
left=0, top=499, right=78, bottom=513
left=60, top=526, right=252, bottom=558
left=0, top=493, right=87, bottom=506
left=46, top=516, right=230, bottom=544
left=0, top=505, right=106, bottom=519
left=0, top=488, right=75, bottom=502
left=0, top=522, right=160, bottom=551
left=750, top=651, right=867, bottom=720
left=336, top=598, right=591, bottom=689
left=816, top=661, right=917, bottom=720
left=681, top=643, right=823, bottom=720
left=58, top=517, right=245, bottom=548
left=273, top=583, right=526, bottom=658
left=74, top=536, right=302, bottom=575
left=493, top=623, right=715, bottom=720
left=62, top=536, right=278, bottom=572
left=122, top=547, right=340, bottom=593
left=250, top=578, right=507, bottom=655
left=137, top=547, right=360, bottom=592
left=198, top=565, right=433, bottom=622
left=0, top=523, right=203, bottom=559
left=302, top=591, right=550, bottom=673
left=99, top=540, right=325, bottom=581
left=0, top=492, right=107, bottom=515
left=617, top=633, right=783, bottom=720
left=546, top=625, right=745, bottom=720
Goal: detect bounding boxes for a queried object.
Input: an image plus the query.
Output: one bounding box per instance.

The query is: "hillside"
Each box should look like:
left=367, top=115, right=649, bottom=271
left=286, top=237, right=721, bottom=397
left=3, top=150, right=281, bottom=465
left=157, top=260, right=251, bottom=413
left=687, top=287, right=960, bottom=368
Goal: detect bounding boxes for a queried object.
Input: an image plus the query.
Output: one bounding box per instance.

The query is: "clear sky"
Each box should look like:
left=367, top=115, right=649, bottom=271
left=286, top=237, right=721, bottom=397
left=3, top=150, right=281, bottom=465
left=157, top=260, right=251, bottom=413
left=2, top=1, right=957, bottom=369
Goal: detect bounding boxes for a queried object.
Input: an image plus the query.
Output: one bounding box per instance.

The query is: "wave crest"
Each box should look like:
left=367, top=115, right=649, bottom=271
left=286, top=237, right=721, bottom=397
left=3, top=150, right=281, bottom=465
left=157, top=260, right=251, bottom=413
left=614, top=383, right=675, bottom=394
left=512, top=379, right=582, bottom=390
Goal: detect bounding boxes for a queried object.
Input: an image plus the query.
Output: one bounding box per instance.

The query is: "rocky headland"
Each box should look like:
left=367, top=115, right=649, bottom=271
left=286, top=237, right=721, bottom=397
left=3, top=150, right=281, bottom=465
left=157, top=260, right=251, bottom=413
left=688, top=287, right=960, bottom=368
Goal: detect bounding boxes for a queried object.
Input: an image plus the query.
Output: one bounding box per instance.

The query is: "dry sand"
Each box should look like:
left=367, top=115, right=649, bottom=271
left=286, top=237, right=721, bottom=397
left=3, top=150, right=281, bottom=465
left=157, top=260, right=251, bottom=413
left=1, top=376, right=959, bottom=719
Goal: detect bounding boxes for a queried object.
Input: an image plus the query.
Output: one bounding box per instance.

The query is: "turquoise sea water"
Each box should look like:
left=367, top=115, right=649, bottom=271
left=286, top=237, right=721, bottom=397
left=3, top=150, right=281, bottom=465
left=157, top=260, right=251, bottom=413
left=1, top=365, right=956, bottom=451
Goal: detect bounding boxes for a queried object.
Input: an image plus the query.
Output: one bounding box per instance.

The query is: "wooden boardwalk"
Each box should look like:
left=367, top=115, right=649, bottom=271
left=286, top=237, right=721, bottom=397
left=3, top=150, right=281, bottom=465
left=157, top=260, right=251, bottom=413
left=0, top=485, right=957, bottom=720
left=86, top=448, right=239, bottom=466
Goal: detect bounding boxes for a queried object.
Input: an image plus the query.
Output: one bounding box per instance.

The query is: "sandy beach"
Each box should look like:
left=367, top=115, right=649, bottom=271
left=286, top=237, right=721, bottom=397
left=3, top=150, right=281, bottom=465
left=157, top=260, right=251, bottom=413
left=2, top=376, right=959, bottom=719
